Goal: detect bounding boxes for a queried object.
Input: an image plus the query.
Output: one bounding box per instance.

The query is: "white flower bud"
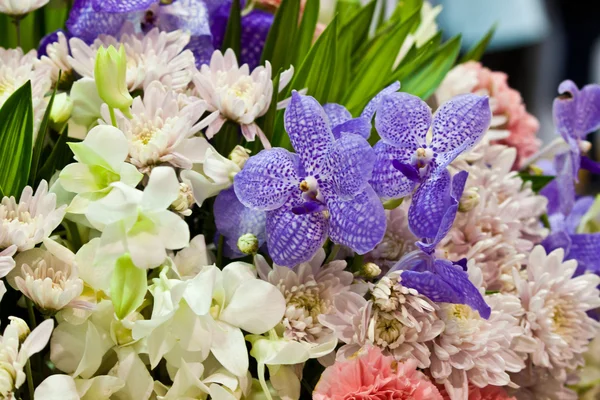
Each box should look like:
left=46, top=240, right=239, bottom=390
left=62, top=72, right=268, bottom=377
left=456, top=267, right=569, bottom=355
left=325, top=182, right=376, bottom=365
left=580, top=140, right=592, bottom=154
left=459, top=187, right=480, bottom=212
left=7, top=317, right=30, bottom=342
left=237, top=233, right=259, bottom=255
left=229, top=145, right=251, bottom=169
left=170, top=182, right=195, bottom=216
left=360, top=262, right=381, bottom=279
left=49, top=93, right=73, bottom=125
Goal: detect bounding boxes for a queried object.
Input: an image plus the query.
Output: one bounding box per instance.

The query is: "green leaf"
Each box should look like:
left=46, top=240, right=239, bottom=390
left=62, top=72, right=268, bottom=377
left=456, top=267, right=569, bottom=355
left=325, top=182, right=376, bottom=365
left=336, top=0, right=361, bottom=25
left=30, top=71, right=61, bottom=187
left=0, top=81, right=33, bottom=197
left=212, top=120, right=242, bottom=156
left=339, top=0, right=376, bottom=55
left=398, top=35, right=462, bottom=99
left=260, top=0, right=301, bottom=72
left=460, top=24, right=496, bottom=63
left=383, top=197, right=404, bottom=210
left=518, top=174, right=554, bottom=192
left=293, top=0, right=320, bottom=67
left=111, top=254, right=148, bottom=320
left=344, top=8, right=420, bottom=113
left=37, top=124, right=70, bottom=183
left=222, top=0, right=242, bottom=55
left=327, top=28, right=352, bottom=103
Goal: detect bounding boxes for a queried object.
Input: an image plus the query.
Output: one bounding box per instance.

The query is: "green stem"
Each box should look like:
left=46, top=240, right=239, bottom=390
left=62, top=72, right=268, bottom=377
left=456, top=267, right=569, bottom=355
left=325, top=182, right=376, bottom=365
left=25, top=360, right=34, bottom=400
left=217, top=235, right=224, bottom=268
left=109, top=107, right=118, bottom=128
left=26, top=298, right=37, bottom=329
left=13, top=17, right=21, bottom=48
left=325, top=244, right=340, bottom=264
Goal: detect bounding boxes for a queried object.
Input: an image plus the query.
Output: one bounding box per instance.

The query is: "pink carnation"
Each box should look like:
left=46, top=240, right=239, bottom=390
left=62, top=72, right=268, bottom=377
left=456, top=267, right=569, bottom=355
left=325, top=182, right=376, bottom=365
left=440, top=384, right=516, bottom=400
left=313, top=346, right=442, bottom=400
left=464, top=62, right=540, bottom=169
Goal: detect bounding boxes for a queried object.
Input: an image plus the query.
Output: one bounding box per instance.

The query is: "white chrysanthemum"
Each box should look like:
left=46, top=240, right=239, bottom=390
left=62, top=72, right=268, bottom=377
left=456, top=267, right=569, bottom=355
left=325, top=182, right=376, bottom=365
left=68, top=25, right=196, bottom=93
left=256, top=249, right=354, bottom=346
left=0, top=0, right=48, bottom=15
left=39, top=31, right=72, bottom=86
left=0, top=48, right=52, bottom=134
left=429, top=264, right=527, bottom=400
left=320, top=271, right=443, bottom=368
left=441, top=142, right=548, bottom=291
left=9, top=240, right=86, bottom=313
left=193, top=49, right=293, bottom=147
left=101, top=81, right=215, bottom=173
left=0, top=181, right=66, bottom=252
left=513, top=246, right=600, bottom=381
left=366, top=201, right=417, bottom=272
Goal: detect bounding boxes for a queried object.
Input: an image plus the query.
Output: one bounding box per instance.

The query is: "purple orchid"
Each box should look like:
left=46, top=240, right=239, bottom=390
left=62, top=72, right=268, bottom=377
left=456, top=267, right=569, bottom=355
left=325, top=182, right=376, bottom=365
left=391, top=169, right=492, bottom=319
left=214, top=187, right=266, bottom=258
left=234, top=92, right=386, bottom=266
left=369, top=92, right=491, bottom=199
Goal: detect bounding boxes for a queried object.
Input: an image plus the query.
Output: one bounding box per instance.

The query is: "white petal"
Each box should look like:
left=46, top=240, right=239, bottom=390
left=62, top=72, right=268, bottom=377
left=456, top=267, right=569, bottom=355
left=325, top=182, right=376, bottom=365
left=142, top=166, right=180, bottom=211
left=184, top=266, right=218, bottom=315
left=34, top=375, right=79, bottom=400
left=210, top=321, right=248, bottom=377
left=20, top=319, right=54, bottom=359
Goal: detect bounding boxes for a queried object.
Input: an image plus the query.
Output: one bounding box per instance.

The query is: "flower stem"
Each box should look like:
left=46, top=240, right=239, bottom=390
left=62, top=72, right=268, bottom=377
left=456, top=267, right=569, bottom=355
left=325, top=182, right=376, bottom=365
left=12, top=17, right=22, bottom=48
left=109, top=107, right=118, bottom=128
left=25, top=360, right=34, bottom=400
left=26, top=298, right=37, bottom=329
left=325, top=244, right=340, bottom=264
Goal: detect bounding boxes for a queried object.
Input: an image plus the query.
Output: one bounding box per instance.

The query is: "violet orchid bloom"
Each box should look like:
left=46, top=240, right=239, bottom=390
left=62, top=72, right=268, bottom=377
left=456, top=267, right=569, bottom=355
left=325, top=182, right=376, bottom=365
left=234, top=92, right=386, bottom=266
left=369, top=92, right=491, bottom=199
left=214, top=187, right=266, bottom=258
left=323, top=82, right=402, bottom=140
left=67, top=0, right=217, bottom=65
left=391, top=169, right=492, bottom=319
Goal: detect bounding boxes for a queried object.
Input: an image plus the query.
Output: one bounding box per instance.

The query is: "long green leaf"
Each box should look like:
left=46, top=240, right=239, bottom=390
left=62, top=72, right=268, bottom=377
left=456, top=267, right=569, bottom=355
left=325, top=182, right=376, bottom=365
left=37, top=124, right=69, bottom=183
left=260, top=0, right=301, bottom=72
left=398, top=35, right=462, bottom=99
left=292, top=0, right=320, bottom=67
left=460, top=24, right=496, bottom=63
left=340, top=0, right=376, bottom=55
left=30, top=71, right=61, bottom=186
left=518, top=174, right=554, bottom=193
left=222, top=0, right=242, bottom=55
left=0, top=81, right=33, bottom=197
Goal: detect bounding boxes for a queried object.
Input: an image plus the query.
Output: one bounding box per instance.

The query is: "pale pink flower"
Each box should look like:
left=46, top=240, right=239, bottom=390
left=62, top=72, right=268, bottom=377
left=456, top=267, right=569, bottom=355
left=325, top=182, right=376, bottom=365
left=510, top=365, right=578, bottom=400
left=436, top=62, right=540, bottom=169
left=440, top=384, right=516, bottom=400
left=314, top=345, right=443, bottom=400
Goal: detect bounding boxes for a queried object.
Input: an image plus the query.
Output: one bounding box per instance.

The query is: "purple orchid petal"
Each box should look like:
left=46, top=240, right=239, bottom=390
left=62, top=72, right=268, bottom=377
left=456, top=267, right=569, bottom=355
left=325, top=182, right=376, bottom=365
left=284, top=92, right=335, bottom=176
left=432, top=259, right=491, bottom=319
left=392, top=161, right=420, bottom=182
left=159, top=0, right=212, bottom=37
left=375, top=92, right=431, bottom=149
left=370, top=141, right=416, bottom=199
left=92, top=0, right=156, bottom=13
left=234, top=148, right=302, bottom=211
left=326, top=186, right=386, bottom=254
left=554, top=196, right=595, bottom=234
left=554, top=80, right=600, bottom=144
left=555, top=151, right=576, bottom=216
left=540, top=179, right=561, bottom=216
left=266, top=206, right=329, bottom=266
left=455, top=258, right=468, bottom=271
left=361, top=81, right=401, bottom=121
left=542, top=231, right=572, bottom=258
left=430, top=94, right=491, bottom=173
left=568, top=233, right=600, bottom=274
left=408, top=169, right=453, bottom=239
left=67, top=0, right=128, bottom=42
left=581, top=155, right=600, bottom=174
left=326, top=133, right=376, bottom=200
left=324, top=103, right=352, bottom=127
left=399, top=270, right=462, bottom=303
left=214, top=187, right=267, bottom=258
left=332, top=118, right=372, bottom=140
left=186, top=34, right=215, bottom=67
left=292, top=201, right=327, bottom=215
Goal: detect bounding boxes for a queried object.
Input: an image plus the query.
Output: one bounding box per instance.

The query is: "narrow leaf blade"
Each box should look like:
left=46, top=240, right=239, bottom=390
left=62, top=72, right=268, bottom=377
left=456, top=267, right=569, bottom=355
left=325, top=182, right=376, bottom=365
left=222, top=0, right=242, bottom=55
left=460, top=24, right=496, bottom=63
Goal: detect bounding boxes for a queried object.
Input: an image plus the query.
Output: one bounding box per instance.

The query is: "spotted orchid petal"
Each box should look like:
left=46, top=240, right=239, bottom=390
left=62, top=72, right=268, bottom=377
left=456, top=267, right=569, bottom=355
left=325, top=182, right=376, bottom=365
left=399, top=270, right=462, bottom=303
left=326, top=133, right=376, bottom=200
left=159, top=0, right=212, bottom=36
left=432, top=259, right=491, bottom=319
left=67, top=0, right=128, bottom=42
left=370, top=141, right=416, bottom=199
left=284, top=92, right=335, bottom=177
left=543, top=231, right=600, bottom=276
left=324, top=103, right=352, bottom=127
left=430, top=94, right=491, bottom=173
left=408, top=169, right=453, bottom=240
left=553, top=151, right=576, bottom=216
left=332, top=118, right=372, bottom=140
left=234, top=148, right=303, bottom=211
left=92, top=0, right=155, bottom=13
left=375, top=92, right=431, bottom=149
left=554, top=80, right=600, bottom=148
left=186, top=34, right=215, bottom=67
left=361, top=81, right=401, bottom=121
left=214, top=188, right=267, bottom=259
left=266, top=206, right=329, bottom=267
left=326, top=186, right=386, bottom=254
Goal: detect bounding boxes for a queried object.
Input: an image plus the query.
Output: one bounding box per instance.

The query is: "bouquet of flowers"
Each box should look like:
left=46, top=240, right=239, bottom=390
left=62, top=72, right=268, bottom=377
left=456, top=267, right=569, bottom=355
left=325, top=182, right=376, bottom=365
left=0, top=0, right=599, bottom=399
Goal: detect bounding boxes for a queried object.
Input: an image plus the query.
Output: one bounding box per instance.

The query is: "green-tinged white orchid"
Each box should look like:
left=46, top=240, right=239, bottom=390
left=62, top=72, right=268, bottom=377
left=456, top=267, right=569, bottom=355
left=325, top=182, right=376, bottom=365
left=68, top=77, right=104, bottom=140
left=246, top=331, right=337, bottom=400
left=132, top=262, right=286, bottom=378
left=578, top=195, right=600, bottom=233
left=59, top=125, right=143, bottom=220
left=49, top=92, right=73, bottom=128
left=34, top=374, right=124, bottom=400
left=110, top=254, right=148, bottom=320
left=86, top=166, right=189, bottom=269
left=94, top=45, right=133, bottom=120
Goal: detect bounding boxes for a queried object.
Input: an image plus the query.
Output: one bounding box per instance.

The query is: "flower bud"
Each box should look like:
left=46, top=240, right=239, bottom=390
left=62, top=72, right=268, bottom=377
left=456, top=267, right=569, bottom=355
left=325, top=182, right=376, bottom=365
left=94, top=45, right=133, bottom=114
left=229, top=145, right=251, bottom=169
left=580, top=140, right=592, bottom=154
left=459, top=188, right=480, bottom=212
left=237, top=233, right=259, bottom=255
left=360, top=262, right=381, bottom=279
left=8, top=317, right=29, bottom=342
left=170, top=182, right=195, bottom=216
left=49, top=93, right=73, bottom=125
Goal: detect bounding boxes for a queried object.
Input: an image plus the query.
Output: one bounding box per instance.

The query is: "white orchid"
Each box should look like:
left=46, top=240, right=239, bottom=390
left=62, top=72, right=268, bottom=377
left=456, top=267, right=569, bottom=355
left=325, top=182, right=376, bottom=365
left=34, top=374, right=124, bottom=400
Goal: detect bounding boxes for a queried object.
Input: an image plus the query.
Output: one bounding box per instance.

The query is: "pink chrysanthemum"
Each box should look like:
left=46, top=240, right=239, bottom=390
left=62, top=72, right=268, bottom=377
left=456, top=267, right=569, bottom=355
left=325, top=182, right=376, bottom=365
left=314, top=345, right=443, bottom=400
